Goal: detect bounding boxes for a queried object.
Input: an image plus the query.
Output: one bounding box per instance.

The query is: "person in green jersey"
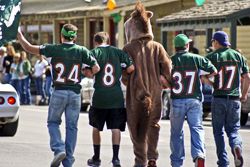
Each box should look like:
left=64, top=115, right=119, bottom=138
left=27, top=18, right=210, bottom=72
left=206, top=31, right=250, bottom=167
left=17, top=24, right=100, bottom=167
left=170, top=34, right=217, bottom=167
left=83, top=32, right=134, bottom=167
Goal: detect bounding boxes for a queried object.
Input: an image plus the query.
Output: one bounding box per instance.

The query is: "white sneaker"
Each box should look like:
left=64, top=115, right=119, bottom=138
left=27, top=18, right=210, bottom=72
left=50, top=152, right=66, bottom=167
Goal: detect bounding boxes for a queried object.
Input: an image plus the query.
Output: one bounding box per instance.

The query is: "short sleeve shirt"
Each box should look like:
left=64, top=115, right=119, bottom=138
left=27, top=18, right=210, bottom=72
left=171, top=51, right=217, bottom=100
left=206, top=48, right=249, bottom=96
left=40, top=43, right=97, bottom=94
left=91, top=45, right=133, bottom=108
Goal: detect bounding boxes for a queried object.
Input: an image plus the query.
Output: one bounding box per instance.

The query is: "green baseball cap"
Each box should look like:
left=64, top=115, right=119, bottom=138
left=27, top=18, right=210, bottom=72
left=174, top=34, right=192, bottom=47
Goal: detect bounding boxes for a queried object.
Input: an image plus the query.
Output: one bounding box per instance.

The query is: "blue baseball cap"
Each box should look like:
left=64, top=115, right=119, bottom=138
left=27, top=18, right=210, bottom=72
left=212, top=31, right=231, bottom=46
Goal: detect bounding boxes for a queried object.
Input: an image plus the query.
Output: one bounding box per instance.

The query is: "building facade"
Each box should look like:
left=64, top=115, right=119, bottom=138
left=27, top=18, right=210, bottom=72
left=21, top=0, right=195, bottom=49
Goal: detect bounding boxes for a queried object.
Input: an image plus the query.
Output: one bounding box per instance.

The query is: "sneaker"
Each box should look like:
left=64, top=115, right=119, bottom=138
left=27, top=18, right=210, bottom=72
left=195, top=157, right=205, bottom=167
left=233, top=146, right=243, bottom=167
left=147, top=159, right=157, bottom=167
left=87, top=157, right=101, bottom=167
left=50, top=152, right=66, bottom=167
left=112, top=159, right=121, bottom=167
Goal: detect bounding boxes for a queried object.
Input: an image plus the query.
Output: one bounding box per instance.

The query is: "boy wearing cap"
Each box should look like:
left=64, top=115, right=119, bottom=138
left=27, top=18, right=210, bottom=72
left=206, top=31, right=250, bottom=167
left=170, top=34, right=217, bottom=167
left=17, top=24, right=100, bottom=167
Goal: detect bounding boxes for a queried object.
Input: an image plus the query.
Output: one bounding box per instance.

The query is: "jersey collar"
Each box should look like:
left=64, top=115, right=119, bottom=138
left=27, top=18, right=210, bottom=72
left=63, top=41, right=74, bottom=44
left=98, top=44, right=110, bottom=47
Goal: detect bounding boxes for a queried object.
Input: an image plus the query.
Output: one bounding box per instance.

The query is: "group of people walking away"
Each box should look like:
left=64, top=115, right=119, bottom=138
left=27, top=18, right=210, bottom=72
left=16, top=1, right=249, bottom=167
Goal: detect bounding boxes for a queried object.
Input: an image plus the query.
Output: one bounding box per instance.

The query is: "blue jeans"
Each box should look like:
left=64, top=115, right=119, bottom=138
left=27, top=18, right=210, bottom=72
left=19, top=77, right=31, bottom=104
left=3, top=73, right=11, bottom=84
left=47, top=90, right=81, bottom=167
left=10, top=79, right=20, bottom=97
left=45, top=76, right=52, bottom=103
left=170, top=99, right=205, bottom=167
left=34, top=76, right=46, bottom=99
left=212, top=97, right=242, bottom=167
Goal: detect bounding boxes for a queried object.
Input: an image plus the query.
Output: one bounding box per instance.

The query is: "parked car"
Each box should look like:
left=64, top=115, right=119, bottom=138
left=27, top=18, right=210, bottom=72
left=80, top=77, right=94, bottom=112
left=202, top=84, right=213, bottom=118
left=161, top=84, right=212, bottom=120
left=0, top=83, right=20, bottom=136
left=80, top=78, right=127, bottom=112
left=241, top=90, right=250, bottom=126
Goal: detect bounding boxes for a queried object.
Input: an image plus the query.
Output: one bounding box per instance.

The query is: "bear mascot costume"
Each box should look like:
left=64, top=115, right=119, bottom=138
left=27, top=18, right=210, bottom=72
left=123, top=1, right=172, bottom=167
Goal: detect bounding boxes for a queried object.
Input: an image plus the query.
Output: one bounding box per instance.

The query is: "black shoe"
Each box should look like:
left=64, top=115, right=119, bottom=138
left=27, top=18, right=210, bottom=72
left=147, top=159, right=157, bottom=167
left=87, top=158, right=101, bottom=167
left=233, top=146, right=243, bottom=167
left=112, top=159, right=121, bottom=167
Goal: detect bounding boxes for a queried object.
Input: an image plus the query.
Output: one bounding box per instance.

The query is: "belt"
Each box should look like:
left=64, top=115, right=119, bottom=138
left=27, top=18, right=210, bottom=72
left=213, top=95, right=240, bottom=100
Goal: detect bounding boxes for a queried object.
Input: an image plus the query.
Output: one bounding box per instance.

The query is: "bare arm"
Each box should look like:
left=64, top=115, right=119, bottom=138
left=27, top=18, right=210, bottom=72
left=201, top=70, right=217, bottom=86
left=91, top=64, right=100, bottom=75
left=241, top=73, right=250, bottom=102
left=17, top=28, right=40, bottom=55
left=126, top=64, right=135, bottom=74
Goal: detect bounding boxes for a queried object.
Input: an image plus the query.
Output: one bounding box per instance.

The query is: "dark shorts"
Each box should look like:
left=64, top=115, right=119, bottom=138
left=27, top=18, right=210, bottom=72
left=89, top=107, right=127, bottom=131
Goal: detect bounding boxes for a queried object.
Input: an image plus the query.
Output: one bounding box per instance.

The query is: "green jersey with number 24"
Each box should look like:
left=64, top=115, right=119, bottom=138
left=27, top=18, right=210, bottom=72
left=91, top=45, right=133, bottom=109
left=40, top=43, right=97, bottom=94
left=171, top=51, right=216, bottom=100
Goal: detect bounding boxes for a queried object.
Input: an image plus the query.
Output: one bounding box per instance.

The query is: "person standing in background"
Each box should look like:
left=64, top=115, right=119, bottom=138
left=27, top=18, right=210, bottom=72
left=33, top=54, right=48, bottom=104
left=18, top=51, right=32, bottom=105
left=10, top=53, right=21, bottom=96
left=0, top=46, right=7, bottom=82
left=45, top=63, right=52, bottom=104
left=206, top=31, right=250, bottom=167
left=3, top=44, right=15, bottom=83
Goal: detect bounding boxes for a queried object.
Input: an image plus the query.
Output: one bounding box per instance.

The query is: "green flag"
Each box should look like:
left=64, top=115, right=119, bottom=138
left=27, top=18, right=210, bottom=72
left=195, top=0, right=205, bottom=6
left=0, top=0, right=21, bottom=46
left=110, top=13, right=122, bottom=23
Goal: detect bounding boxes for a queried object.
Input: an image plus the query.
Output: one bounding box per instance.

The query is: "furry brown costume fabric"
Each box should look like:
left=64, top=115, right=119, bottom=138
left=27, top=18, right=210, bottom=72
left=123, top=2, right=172, bottom=166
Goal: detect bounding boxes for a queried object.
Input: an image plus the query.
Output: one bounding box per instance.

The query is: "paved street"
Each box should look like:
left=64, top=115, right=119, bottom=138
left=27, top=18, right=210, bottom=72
left=0, top=105, right=250, bottom=167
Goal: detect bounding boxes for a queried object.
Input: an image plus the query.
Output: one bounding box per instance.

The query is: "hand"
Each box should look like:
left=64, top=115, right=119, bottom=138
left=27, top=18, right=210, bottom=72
left=17, top=27, right=23, bottom=39
left=19, top=72, right=24, bottom=77
left=18, top=26, right=23, bottom=34
left=240, top=95, right=248, bottom=103
left=160, top=75, right=170, bottom=89
left=201, top=75, right=213, bottom=86
left=5, top=60, right=10, bottom=65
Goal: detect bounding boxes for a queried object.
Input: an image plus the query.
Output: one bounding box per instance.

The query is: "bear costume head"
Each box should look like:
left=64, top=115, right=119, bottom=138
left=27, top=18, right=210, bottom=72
left=124, top=1, right=154, bottom=43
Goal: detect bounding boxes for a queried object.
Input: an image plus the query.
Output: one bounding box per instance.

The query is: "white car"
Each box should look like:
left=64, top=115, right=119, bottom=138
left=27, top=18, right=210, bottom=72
left=80, top=78, right=127, bottom=112
left=0, top=83, right=20, bottom=136
left=80, top=78, right=94, bottom=111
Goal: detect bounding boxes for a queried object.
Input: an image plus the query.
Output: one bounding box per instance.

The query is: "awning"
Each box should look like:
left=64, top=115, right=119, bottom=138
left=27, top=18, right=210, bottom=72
left=157, top=0, right=250, bottom=31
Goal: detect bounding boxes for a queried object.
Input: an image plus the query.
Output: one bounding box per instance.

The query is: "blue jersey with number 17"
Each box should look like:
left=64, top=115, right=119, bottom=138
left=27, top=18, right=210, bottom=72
left=91, top=45, right=133, bottom=109
left=171, top=51, right=216, bottom=100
